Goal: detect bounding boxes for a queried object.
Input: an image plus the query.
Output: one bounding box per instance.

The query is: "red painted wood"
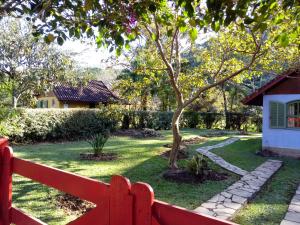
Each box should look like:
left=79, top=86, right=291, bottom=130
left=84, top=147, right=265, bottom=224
left=11, top=207, right=46, bottom=225
left=13, top=157, right=109, bottom=204
left=0, top=138, right=238, bottom=225
left=68, top=205, right=109, bottom=225
left=109, top=175, right=133, bottom=225
left=0, top=144, right=13, bottom=225
left=131, top=182, right=154, bottom=225
left=152, top=200, right=238, bottom=225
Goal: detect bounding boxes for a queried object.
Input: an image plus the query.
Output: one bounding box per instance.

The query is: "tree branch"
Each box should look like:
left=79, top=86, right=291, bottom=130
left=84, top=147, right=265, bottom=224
left=183, top=37, right=263, bottom=108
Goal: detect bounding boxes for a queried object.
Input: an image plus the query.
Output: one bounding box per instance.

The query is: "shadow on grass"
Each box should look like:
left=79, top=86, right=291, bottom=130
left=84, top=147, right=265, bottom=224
left=10, top=130, right=251, bottom=224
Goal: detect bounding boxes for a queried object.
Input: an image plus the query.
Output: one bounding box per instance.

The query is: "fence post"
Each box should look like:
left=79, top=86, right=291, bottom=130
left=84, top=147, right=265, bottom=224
left=131, top=182, right=154, bottom=225
left=0, top=138, right=13, bottom=225
left=109, top=175, right=133, bottom=225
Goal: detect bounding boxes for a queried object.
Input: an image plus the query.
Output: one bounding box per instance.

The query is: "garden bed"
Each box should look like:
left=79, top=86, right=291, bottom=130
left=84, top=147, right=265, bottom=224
left=79, top=153, right=118, bottom=161
left=55, top=193, right=95, bottom=216
left=113, top=128, right=163, bottom=138
left=163, top=169, right=228, bottom=183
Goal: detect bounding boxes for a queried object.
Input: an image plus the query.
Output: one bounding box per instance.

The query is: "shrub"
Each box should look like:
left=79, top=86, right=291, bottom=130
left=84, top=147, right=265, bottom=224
left=183, top=111, right=200, bottom=128
left=199, top=112, right=223, bottom=129
left=88, top=133, right=109, bottom=155
left=187, top=154, right=209, bottom=177
left=1, top=109, right=118, bottom=143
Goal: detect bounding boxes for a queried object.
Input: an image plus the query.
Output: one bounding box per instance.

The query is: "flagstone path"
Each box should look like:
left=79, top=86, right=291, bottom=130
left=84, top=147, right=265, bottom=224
left=194, top=159, right=282, bottom=220
left=281, top=185, right=300, bottom=225
left=196, top=137, right=248, bottom=176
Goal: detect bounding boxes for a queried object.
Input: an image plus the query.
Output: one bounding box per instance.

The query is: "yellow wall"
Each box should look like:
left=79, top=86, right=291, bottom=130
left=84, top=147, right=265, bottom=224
left=37, top=96, right=92, bottom=108
left=37, top=96, right=61, bottom=108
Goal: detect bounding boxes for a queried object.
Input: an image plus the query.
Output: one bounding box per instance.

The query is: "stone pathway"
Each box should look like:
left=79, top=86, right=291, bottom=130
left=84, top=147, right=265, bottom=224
left=281, top=185, right=300, bottom=225
left=196, top=137, right=248, bottom=176
left=194, top=159, right=282, bottom=220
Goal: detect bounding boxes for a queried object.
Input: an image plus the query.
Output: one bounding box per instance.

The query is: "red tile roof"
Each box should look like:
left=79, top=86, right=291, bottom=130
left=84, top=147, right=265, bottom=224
left=53, top=80, right=120, bottom=104
left=242, top=69, right=297, bottom=106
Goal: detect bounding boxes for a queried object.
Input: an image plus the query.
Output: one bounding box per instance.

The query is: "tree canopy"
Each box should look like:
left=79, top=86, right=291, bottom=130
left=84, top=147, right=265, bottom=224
left=0, top=0, right=299, bottom=50
left=1, top=0, right=299, bottom=168
left=0, top=18, right=73, bottom=108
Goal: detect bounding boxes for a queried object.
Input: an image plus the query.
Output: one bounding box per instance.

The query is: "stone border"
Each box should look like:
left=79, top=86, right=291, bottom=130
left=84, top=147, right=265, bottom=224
left=281, top=185, right=300, bottom=225
left=196, top=137, right=248, bottom=176
left=194, top=159, right=282, bottom=220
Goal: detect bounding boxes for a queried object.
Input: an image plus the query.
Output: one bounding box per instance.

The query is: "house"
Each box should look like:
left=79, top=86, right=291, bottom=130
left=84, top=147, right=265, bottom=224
left=243, top=68, right=300, bottom=157
left=37, top=80, right=120, bottom=108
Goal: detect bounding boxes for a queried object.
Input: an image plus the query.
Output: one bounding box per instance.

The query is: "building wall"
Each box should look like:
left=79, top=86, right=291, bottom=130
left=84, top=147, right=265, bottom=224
left=263, top=94, right=300, bottom=154
left=37, top=96, right=92, bottom=108
left=37, top=96, right=61, bottom=108
left=61, top=102, right=91, bottom=108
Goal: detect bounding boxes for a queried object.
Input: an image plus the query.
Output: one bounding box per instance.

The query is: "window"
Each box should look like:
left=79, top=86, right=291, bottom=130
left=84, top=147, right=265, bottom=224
left=52, top=99, right=56, bottom=107
left=270, top=101, right=285, bottom=128
left=64, top=104, right=69, bottom=108
left=44, top=100, right=48, bottom=108
left=287, top=101, right=300, bottom=128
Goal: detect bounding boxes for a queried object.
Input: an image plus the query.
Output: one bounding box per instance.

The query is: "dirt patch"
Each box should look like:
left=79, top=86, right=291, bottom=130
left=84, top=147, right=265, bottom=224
left=163, top=143, right=187, bottom=150
left=202, top=130, right=248, bottom=137
left=163, top=169, right=228, bottom=183
left=113, top=129, right=163, bottom=138
left=161, top=150, right=189, bottom=160
left=182, top=136, right=207, bottom=145
left=79, top=152, right=118, bottom=161
left=55, top=193, right=95, bottom=216
left=256, top=149, right=279, bottom=157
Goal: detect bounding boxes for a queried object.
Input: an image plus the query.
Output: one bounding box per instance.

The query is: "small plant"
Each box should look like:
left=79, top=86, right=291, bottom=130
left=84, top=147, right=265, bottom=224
left=87, top=132, right=109, bottom=156
left=187, top=154, right=209, bottom=177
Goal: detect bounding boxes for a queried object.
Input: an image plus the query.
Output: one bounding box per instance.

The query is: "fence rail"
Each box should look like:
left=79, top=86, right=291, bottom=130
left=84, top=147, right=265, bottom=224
left=0, top=138, right=237, bottom=225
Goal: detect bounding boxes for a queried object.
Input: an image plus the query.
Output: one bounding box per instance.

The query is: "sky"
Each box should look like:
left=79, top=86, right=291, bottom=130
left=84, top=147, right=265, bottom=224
left=58, top=40, right=111, bottom=68
left=58, top=31, right=214, bottom=69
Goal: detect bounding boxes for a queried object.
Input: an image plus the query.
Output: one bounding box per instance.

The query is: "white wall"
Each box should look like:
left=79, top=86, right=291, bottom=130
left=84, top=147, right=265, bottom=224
left=263, top=94, right=300, bottom=150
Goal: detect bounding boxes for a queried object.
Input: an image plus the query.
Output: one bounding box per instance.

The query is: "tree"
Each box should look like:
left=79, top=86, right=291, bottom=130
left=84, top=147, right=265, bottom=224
left=0, top=18, right=73, bottom=108
left=1, top=0, right=299, bottom=168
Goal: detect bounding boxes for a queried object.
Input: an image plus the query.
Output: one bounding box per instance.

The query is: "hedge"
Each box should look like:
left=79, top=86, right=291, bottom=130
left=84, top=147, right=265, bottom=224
left=0, top=108, right=262, bottom=143
left=0, top=109, right=118, bottom=143
left=120, top=110, right=261, bottom=132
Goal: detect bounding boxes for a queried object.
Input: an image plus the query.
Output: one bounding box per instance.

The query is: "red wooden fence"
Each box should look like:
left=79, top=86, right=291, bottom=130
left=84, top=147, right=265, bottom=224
left=0, top=138, right=237, bottom=225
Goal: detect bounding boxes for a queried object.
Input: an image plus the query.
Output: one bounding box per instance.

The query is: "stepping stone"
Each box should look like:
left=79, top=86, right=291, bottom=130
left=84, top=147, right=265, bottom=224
left=281, top=220, right=300, bottom=225
left=196, top=137, right=248, bottom=176
left=281, top=185, right=300, bottom=225
left=194, top=159, right=282, bottom=221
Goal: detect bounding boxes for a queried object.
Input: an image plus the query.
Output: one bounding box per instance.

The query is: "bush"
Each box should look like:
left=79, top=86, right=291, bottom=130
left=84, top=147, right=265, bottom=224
left=1, top=109, right=118, bottom=143
left=199, top=112, right=223, bottom=129
left=187, top=154, right=209, bottom=177
left=183, top=111, right=200, bottom=128
left=88, top=133, right=109, bottom=155
left=1, top=107, right=262, bottom=143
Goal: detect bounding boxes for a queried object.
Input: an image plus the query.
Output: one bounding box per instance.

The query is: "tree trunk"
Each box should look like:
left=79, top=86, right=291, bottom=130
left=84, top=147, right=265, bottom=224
left=12, top=88, right=18, bottom=108
left=169, top=107, right=184, bottom=169
left=221, top=86, right=230, bottom=129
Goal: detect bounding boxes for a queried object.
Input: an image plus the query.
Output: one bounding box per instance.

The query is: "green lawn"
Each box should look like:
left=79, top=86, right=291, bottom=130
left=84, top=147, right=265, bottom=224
left=11, top=129, right=239, bottom=225
left=211, top=137, right=300, bottom=225
left=11, top=130, right=300, bottom=225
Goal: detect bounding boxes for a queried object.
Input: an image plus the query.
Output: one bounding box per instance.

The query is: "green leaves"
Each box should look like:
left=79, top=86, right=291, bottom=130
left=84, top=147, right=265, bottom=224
left=44, top=34, right=55, bottom=44
left=211, top=21, right=220, bottom=32
left=278, top=33, right=289, bottom=47
left=189, top=28, right=198, bottom=41
left=57, top=36, right=64, bottom=46
left=84, top=0, right=93, bottom=11
left=115, top=34, right=124, bottom=46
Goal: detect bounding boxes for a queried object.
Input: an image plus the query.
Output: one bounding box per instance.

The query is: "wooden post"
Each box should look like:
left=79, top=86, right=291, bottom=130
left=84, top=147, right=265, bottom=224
left=0, top=138, right=13, bottom=225
left=109, top=175, right=133, bottom=225
left=131, top=182, right=154, bottom=225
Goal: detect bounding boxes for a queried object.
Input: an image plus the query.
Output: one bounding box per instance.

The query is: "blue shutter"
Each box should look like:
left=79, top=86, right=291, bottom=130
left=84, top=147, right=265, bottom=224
left=270, top=101, right=285, bottom=128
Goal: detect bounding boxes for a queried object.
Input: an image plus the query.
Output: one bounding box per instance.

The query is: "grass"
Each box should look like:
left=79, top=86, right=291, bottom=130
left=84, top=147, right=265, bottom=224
left=212, top=137, right=300, bottom=225
left=12, top=130, right=300, bottom=225
left=11, top=129, right=238, bottom=225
